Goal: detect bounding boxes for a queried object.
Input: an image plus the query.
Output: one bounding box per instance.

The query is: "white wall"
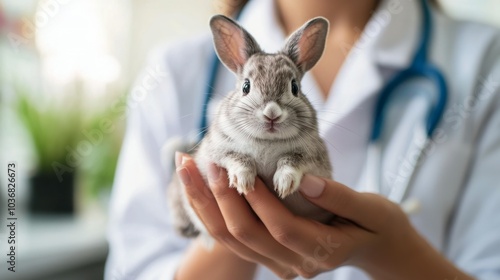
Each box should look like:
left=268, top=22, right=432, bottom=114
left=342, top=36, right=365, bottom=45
left=441, top=0, right=500, bottom=27
left=127, top=0, right=215, bottom=80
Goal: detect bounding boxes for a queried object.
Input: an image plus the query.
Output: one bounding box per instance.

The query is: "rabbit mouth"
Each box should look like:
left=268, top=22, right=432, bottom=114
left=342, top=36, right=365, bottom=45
left=264, top=121, right=280, bottom=133
left=250, top=121, right=299, bottom=140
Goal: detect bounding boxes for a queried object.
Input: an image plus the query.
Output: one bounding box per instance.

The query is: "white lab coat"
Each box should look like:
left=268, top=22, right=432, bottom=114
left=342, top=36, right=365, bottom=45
left=105, top=0, right=500, bottom=279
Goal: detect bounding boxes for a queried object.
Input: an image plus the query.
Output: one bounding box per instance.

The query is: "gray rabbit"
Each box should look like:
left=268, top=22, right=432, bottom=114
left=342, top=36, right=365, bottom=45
left=169, top=15, right=334, bottom=244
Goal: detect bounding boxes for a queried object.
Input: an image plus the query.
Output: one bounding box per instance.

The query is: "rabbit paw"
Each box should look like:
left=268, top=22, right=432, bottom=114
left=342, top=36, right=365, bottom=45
left=273, top=165, right=303, bottom=199
left=227, top=165, right=256, bottom=195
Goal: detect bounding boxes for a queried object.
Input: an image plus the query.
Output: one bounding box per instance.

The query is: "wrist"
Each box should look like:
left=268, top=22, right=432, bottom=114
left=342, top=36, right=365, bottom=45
left=355, top=224, right=473, bottom=280
left=356, top=227, right=427, bottom=279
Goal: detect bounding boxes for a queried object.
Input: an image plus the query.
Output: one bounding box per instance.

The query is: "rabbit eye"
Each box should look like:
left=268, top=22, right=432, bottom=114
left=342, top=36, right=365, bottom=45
left=291, top=79, right=299, bottom=96
left=242, top=79, right=250, bottom=95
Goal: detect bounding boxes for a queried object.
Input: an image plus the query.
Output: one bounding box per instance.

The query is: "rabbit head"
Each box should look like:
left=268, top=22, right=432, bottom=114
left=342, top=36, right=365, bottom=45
left=209, top=15, right=329, bottom=141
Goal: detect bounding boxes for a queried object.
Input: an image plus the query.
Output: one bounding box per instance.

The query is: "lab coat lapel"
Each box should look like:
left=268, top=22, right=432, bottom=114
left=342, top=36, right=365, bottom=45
left=318, top=0, right=423, bottom=188
left=318, top=41, right=383, bottom=187
left=373, top=0, right=421, bottom=68
left=323, top=0, right=422, bottom=127
left=321, top=47, right=382, bottom=129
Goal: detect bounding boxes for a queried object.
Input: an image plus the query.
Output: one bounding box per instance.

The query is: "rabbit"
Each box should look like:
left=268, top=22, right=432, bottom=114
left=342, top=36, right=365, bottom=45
left=168, top=14, right=334, bottom=246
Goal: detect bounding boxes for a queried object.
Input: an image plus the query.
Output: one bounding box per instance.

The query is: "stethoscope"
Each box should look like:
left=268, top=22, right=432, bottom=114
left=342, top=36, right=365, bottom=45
left=365, top=0, right=447, bottom=214
left=199, top=0, right=447, bottom=214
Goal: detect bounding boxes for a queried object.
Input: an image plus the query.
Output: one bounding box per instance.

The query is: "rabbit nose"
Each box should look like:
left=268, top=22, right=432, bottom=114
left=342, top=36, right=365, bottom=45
left=265, top=115, right=279, bottom=122
left=263, top=102, right=283, bottom=121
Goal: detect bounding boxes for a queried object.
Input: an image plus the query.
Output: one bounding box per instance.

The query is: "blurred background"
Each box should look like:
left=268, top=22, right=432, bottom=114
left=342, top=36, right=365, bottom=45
left=0, top=0, right=499, bottom=279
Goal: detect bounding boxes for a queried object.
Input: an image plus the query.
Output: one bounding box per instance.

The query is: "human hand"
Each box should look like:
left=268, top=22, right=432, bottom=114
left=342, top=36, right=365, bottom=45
left=176, top=153, right=470, bottom=279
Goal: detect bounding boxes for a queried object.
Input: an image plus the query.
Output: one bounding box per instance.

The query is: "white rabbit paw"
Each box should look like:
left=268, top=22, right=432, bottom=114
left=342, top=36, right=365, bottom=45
left=227, top=165, right=256, bottom=195
left=273, top=165, right=303, bottom=198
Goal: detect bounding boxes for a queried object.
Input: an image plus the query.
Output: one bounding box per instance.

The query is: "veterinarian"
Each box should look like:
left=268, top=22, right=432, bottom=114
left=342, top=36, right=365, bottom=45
left=105, top=0, right=500, bottom=279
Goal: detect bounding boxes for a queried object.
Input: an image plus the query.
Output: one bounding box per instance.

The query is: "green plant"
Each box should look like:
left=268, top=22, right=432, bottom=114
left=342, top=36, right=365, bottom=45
left=79, top=108, right=124, bottom=197
left=16, top=88, right=125, bottom=198
left=16, top=90, right=84, bottom=174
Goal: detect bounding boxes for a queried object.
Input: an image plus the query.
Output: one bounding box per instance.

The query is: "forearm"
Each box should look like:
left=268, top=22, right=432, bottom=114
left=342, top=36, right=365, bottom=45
left=176, top=239, right=257, bottom=280
left=360, top=229, right=474, bottom=280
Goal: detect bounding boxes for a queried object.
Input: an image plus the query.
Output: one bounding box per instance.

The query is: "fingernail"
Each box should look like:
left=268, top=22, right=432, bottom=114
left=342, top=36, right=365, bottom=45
left=207, top=163, right=221, bottom=182
left=175, top=151, right=183, bottom=167
left=299, top=174, right=325, bottom=198
left=177, top=167, right=192, bottom=186
left=181, top=155, right=190, bottom=165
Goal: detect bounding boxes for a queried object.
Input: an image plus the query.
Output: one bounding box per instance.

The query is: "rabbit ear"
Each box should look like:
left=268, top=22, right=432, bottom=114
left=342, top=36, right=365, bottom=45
left=210, top=15, right=261, bottom=73
left=282, top=17, right=329, bottom=73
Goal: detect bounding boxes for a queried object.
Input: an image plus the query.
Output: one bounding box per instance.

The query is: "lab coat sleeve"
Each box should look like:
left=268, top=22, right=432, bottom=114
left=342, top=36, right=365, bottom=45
left=445, top=38, right=500, bottom=279
left=104, top=47, right=190, bottom=280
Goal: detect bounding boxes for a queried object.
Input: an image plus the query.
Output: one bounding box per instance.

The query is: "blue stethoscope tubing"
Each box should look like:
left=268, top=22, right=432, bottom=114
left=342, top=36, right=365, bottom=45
left=200, top=0, right=448, bottom=212
left=199, top=51, right=221, bottom=140
left=365, top=0, right=448, bottom=213
left=371, top=0, right=447, bottom=141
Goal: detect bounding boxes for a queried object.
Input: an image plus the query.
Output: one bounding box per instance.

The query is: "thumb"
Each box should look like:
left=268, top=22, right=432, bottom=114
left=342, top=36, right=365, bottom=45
left=299, top=174, right=381, bottom=231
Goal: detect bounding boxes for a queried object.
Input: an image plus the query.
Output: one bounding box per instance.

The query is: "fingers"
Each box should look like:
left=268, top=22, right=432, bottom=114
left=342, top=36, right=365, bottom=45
left=243, top=177, right=337, bottom=258
left=176, top=154, right=354, bottom=278
left=175, top=154, right=296, bottom=278
left=175, top=154, right=224, bottom=231
left=207, top=163, right=303, bottom=267
left=299, top=174, right=385, bottom=232
left=244, top=176, right=376, bottom=275
left=216, top=237, right=295, bottom=279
